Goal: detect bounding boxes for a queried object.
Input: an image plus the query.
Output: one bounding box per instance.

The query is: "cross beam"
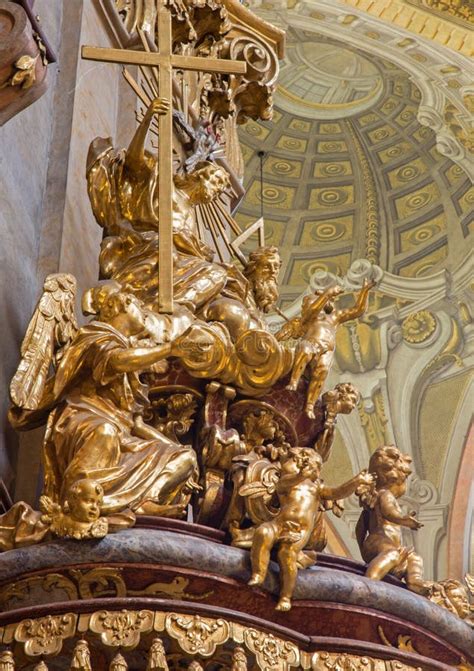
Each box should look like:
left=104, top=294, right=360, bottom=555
left=81, top=4, right=246, bottom=313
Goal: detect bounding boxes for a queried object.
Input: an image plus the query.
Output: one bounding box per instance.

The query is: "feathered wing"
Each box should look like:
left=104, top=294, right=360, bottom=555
left=10, top=274, right=78, bottom=410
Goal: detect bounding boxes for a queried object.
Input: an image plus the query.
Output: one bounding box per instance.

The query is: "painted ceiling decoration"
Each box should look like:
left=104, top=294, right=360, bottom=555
left=234, top=0, right=473, bottom=578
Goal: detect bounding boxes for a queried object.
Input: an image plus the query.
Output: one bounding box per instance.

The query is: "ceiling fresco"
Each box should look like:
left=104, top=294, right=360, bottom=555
left=234, top=1, right=473, bottom=580
left=236, top=27, right=472, bottom=307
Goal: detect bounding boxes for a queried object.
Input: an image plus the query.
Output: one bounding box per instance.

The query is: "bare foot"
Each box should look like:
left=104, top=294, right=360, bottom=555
left=248, top=573, right=264, bottom=586
left=305, top=405, right=316, bottom=420
left=286, top=382, right=297, bottom=392
left=276, top=597, right=292, bottom=611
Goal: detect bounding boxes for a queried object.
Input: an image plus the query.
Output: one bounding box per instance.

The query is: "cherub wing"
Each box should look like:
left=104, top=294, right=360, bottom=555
left=10, top=273, right=78, bottom=410
left=275, top=317, right=302, bottom=342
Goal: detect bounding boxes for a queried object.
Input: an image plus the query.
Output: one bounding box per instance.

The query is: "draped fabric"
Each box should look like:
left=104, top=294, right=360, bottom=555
left=40, top=322, right=197, bottom=514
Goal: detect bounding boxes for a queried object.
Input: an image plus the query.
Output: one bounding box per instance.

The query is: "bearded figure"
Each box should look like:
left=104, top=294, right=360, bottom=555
left=199, top=246, right=282, bottom=341
left=243, top=246, right=281, bottom=314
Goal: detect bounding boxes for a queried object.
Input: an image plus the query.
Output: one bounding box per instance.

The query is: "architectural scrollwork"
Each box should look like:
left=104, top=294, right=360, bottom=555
left=243, top=629, right=300, bottom=671
left=0, top=609, right=448, bottom=671
left=14, top=614, right=77, bottom=657
left=402, top=310, right=436, bottom=345
left=89, top=610, right=154, bottom=648
left=164, top=614, right=230, bottom=656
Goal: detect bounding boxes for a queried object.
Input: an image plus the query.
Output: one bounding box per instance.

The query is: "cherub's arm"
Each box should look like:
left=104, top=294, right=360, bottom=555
left=321, top=471, right=373, bottom=500
left=124, top=97, right=169, bottom=174
left=275, top=318, right=300, bottom=341
left=336, top=279, right=375, bottom=324
left=303, top=285, right=343, bottom=322
left=379, top=490, right=423, bottom=530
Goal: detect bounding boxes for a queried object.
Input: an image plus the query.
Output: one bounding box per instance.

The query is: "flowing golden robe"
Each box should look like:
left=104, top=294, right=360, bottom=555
left=40, top=322, right=197, bottom=513
left=86, top=140, right=227, bottom=311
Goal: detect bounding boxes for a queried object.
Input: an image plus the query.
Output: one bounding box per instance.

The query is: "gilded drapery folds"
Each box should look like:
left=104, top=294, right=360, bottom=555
left=1, top=0, right=473, bottom=637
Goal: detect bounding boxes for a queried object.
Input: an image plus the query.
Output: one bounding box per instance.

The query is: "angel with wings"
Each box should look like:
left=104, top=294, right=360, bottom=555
left=275, top=279, right=375, bottom=419
left=3, top=274, right=200, bottom=550
left=234, top=448, right=373, bottom=611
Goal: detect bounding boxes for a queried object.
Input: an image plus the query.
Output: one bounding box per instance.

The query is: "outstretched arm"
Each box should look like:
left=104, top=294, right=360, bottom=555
left=124, top=97, right=169, bottom=174
left=336, top=279, right=375, bottom=324
left=321, top=471, right=373, bottom=500
left=108, top=343, right=172, bottom=374
left=303, top=285, right=343, bottom=323
left=379, top=490, right=423, bottom=530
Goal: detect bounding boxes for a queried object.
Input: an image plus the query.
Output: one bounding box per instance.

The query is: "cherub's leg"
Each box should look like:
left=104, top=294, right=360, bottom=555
left=287, top=348, right=312, bottom=391
left=405, top=552, right=430, bottom=595
left=224, top=468, right=246, bottom=529
left=249, top=522, right=278, bottom=586
left=305, top=356, right=332, bottom=418
left=275, top=542, right=300, bottom=611
left=366, top=549, right=402, bottom=581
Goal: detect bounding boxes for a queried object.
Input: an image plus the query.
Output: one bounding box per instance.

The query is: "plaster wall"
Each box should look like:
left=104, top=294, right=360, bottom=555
left=0, top=0, right=135, bottom=501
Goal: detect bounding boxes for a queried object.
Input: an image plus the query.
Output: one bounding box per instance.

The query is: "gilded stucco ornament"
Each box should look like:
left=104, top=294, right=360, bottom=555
left=164, top=614, right=230, bottom=656
left=243, top=629, right=299, bottom=671
left=14, top=614, right=77, bottom=657
left=89, top=610, right=154, bottom=648
left=401, top=310, right=437, bottom=344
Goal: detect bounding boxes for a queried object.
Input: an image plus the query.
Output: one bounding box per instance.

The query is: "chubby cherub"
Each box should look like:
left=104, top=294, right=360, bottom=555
left=247, top=448, right=373, bottom=611
left=356, top=445, right=429, bottom=595
left=276, top=279, right=375, bottom=419
left=41, top=478, right=108, bottom=540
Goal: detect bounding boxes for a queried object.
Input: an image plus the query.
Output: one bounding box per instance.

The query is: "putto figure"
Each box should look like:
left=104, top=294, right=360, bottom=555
left=247, top=448, right=373, bottom=611
left=356, top=444, right=474, bottom=621
left=276, top=279, right=375, bottom=418
left=356, top=445, right=428, bottom=594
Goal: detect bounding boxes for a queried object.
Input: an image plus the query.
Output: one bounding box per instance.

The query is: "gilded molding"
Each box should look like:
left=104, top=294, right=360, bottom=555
left=14, top=614, right=77, bottom=657
left=1, top=609, right=441, bottom=670
left=339, top=0, right=473, bottom=56
left=347, top=122, right=380, bottom=264
left=243, top=629, right=300, bottom=671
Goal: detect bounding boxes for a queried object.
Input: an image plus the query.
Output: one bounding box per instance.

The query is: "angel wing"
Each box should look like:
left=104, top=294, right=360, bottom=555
left=10, top=273, right=78, bottom=410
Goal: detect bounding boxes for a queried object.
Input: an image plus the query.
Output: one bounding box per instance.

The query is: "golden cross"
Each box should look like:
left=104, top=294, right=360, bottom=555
left=82, top=2, right=246, bottom=313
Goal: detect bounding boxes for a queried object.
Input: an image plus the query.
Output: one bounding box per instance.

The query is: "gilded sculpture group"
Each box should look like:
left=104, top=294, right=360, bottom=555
left=1, top=94, right=472, bottom=623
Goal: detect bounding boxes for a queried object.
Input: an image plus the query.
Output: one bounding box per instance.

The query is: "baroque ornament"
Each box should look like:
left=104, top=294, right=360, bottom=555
left=0, top=0, right=470, bottom=642
left=401, top=310, right=437, bottom=344
left=165, top=614, right=230, bottom=656
left=89, top=610, right=154, bottom=649
left=14, top=614, right=77, bottom=657
left=243, top=629, right=299, bottom=671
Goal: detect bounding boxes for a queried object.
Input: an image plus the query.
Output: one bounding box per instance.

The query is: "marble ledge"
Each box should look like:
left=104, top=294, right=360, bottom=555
left=0, top=527, right=472, bottom=657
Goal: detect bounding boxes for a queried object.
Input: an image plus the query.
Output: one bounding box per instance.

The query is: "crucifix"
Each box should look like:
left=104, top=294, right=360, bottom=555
left=81, top=1, right=246, bottom=313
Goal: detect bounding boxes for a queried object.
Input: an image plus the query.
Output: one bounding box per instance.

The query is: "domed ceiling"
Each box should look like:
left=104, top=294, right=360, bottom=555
left=235, top=27, right=472, bottom=308
left=234, top=6, right=473, bottom=580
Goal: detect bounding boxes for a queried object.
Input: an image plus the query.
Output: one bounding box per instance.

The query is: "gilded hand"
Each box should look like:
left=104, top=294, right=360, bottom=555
left=406, top=514, right=423, bottom=530
left=357, top=470, right=374, bottom=487
left=146, top=97, right=170, bottom=117
left=329, top=285, right=344, bottom=296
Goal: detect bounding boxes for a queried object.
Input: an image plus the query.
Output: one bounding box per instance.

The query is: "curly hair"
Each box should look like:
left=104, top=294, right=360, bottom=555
left=243, top=246, right=281, bottom=282
left=369, top=445, right=412, bottom=487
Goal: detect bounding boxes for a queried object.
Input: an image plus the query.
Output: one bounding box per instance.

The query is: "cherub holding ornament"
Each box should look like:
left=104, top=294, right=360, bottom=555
left=276, top=279, right=375, bottom=418
left=248, top=448, right=374, bottom=611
